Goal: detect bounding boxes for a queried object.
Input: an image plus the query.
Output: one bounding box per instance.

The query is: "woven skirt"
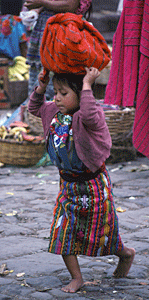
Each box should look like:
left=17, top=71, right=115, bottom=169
left=48, top=167, right=123, bottom=256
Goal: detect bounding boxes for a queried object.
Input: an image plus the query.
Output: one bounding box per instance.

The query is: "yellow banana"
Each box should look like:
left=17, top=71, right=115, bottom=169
left=14, top=56, right=27, bottom=63
left=14, top=64, right=29, bottom=74
left=2, top=131, right=8, bottom=139
left=8, top=77, right=18, bottom=81
left=16, top=61, right=30, bottom=68
left=8, top=56, right=30, bottom=81
left=12, top=73, right=24, bottom=81
left=9, top=127, right=27, bottom=134
left=0, top=125, right=7, bottom=132
left=23, top=72, right=29, bottom=80
left=14, top=56, right=29, bottom=70
left=14, top=132, right=23, bottom=142
left=0, top=126, right=7, bottom=138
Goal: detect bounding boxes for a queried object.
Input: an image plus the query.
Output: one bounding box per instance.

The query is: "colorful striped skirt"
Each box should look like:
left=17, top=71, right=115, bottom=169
left=48, top=167, right=123, bottom=256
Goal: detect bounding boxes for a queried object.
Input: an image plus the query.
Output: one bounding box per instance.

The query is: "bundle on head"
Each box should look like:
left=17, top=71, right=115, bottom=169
left=40, top=13, right=111, bottom=77
left=1, top=0, right=23, bottom=16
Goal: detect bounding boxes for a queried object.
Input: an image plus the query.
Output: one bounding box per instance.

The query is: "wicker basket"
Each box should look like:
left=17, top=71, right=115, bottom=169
left=0, top=139, right=45, bottom=166
left=105, top=108, right=135, bottom=139
left=23, top=105, right=44, bottom=136
left=104, top=108, right=136, bottom=162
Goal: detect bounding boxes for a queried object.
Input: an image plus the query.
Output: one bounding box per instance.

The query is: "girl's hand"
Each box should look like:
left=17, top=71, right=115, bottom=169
left=36, top=71, right=49, bottom=94
left=83, top=67, right=101, bottom=89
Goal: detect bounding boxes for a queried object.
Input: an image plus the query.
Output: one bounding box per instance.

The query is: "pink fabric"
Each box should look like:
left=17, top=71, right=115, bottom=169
left=133, top=55, right=149, bottom=157
left=28, top=89, right=112, bottom=172
left=104, top=0, right=149, bottom=158
left=76, top=0, right=92, bottom=15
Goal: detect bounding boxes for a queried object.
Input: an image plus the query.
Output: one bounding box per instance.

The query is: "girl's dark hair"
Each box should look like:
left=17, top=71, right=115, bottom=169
left=1, top=0, right=23, bottom=16
left=52, top=73, right=84, bottom=98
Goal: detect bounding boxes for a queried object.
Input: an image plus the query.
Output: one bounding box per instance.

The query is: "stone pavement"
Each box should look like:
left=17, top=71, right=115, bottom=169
left=0, top=155, right=149, bottom=300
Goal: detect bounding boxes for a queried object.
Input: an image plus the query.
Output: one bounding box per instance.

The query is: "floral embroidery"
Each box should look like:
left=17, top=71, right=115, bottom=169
left=0, top=15, right=27, bottom=40
left=63, top=115, right=72, bottom=125
left=74, top=241, right=82, bottom=254
left=80, top=194, right=89, bottom=209
left=20, top=32, right=28, bottom=42
left=77, top=230, right=84, bottom=241
left=69, top=128, right=73, bottom=136
left=13, top=16, right=22, bottom=22
left=53, top=135, right=63, bottom=149
left=50, top=113, right=72, bottom=149
left=1, top=19, right=12, bottom=36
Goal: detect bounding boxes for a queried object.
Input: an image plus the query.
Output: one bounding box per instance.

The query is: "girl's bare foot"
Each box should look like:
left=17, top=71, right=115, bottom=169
left=61, top=278, right=84, bottom=293
left=113, top=247, right=135, bottom=278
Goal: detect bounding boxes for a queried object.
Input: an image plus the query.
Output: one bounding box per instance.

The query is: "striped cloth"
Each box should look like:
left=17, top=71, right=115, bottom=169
left=40, top=13, right=111, bottom=75
left=49, top=167, right=123, bottom=256
left=27, top=1, right=92, bottom=66
left=104, top=0, right=149, bottom=158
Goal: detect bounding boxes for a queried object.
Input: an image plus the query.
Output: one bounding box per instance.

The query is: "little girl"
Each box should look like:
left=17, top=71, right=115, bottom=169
left=28, top=67, right=135, bottom=293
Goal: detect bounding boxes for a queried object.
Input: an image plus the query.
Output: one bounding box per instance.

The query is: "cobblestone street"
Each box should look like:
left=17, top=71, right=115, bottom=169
left=0, top=155, right=149, bottom=300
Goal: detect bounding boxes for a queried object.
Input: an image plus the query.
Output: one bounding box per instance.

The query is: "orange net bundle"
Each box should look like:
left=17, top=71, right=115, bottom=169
left=40, top=13, right=111, bottom=77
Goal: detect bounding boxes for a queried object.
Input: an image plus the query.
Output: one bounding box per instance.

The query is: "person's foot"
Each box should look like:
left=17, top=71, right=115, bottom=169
left=113, top=247, right=135, bottom=278
left=61, top=278, right=84, bottom=293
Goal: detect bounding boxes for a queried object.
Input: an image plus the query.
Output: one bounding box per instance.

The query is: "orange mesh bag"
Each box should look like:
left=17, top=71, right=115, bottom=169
left=40, top=13, right=111, bottom=77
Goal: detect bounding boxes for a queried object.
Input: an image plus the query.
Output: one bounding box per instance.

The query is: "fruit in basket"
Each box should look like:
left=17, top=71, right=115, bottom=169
left=0, top=125, right=6, bottom=133
left=8, top=56, right=30, bottom=82
left=9, top=126, right=27, bottom=134
left=22, top=132, right=36, bottom=142
left=8, top=69, right=24, bottom=81
left=0, top=126, right=8, bottom=139
left=21, top=132, right=44, bottom=142
left=0, top=124, right=44, bottom=143
left=10, top=121, right=29, bottom=129
left=14, top=132, right=23, bottom=142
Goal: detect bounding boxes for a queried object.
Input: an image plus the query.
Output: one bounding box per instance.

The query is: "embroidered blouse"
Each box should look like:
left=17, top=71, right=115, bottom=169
left=48, top=112, right=86, bottom=175
left=0, top=15, right=27, bottom=59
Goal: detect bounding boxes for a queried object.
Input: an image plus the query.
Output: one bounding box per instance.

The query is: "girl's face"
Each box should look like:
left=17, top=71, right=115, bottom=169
left=53, top=79, right=79, bottom=114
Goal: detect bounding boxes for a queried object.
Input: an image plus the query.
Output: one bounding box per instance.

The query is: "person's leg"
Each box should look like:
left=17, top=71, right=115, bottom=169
left=113, top=246, right=135, bottom=278
left=62, top=255, right=84, bottom=293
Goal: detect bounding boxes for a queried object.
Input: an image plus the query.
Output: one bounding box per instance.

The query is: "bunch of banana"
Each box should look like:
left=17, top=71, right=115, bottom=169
left=10, top=126, right=27, bottom=141
left=0, top=122, right=44, bottom=143
left=8, top=56, right=30, bottom=81
left=0, top=125, right=27, bottom=141
left=0, top=126, right=8, bottom=139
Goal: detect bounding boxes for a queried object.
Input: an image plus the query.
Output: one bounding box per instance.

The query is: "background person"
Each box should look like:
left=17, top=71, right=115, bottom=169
left=0, top=0, right=28, bottom=60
